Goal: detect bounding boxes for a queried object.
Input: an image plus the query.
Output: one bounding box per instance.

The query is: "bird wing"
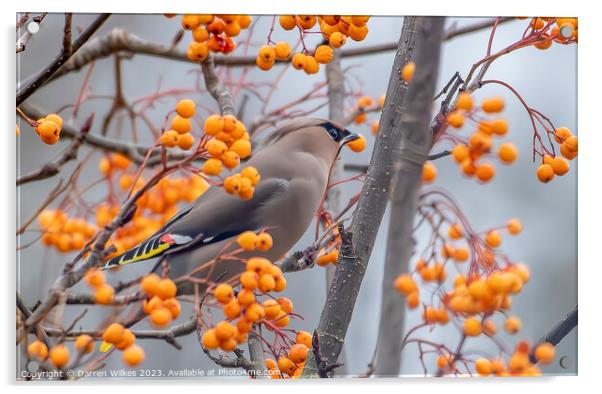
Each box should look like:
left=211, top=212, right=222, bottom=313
left=101, top=178, right=289, bottom=270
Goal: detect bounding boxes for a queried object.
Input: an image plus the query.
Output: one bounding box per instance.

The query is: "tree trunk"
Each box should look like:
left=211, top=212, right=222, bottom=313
left=372, top=16, right=445, bottom=376
left=302, top=16, right=421, bottom=378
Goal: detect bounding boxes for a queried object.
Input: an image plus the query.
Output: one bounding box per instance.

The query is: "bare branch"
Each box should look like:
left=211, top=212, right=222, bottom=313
left=17, top=13, right=111, bottom=105
left=201, top=54, right=235, bottom=116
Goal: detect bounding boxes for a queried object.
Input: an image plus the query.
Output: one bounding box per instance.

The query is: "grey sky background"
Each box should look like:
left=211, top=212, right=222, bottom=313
left=17, top=14, right=577, bottom=377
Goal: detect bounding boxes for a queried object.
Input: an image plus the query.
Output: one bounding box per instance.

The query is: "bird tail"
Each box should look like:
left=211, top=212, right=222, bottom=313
left=100, top=233, right=193, bottom=271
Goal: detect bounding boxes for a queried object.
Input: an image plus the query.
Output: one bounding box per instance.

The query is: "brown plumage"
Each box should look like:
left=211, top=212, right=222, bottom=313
left=103, top=117, right=358, bottom=293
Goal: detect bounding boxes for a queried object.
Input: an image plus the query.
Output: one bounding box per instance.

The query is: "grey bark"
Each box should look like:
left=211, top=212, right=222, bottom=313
left=302, top=16, right=422, bottom=378
left=372, top=17, right=445, bottom=376
left=323, top=48, right=349, bottom=376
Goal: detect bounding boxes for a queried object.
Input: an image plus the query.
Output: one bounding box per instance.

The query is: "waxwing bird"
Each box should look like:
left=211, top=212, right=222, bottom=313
left=101, top=118, right=359, bottom=292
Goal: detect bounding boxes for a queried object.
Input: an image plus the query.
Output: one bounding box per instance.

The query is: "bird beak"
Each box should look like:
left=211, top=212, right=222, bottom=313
left=341, top=130, right=360, bottom=145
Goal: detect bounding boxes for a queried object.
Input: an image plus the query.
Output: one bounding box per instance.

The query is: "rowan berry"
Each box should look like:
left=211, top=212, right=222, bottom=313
left=314, top=45, right=334, bottom=64
left=177, top=133, right=195, bottom=150
left=452, top=144, right=470, bottom=163
left=507, top=218, right=523, bottom=235
left=401, top=62, right=415, bottom=82
left=464, top=318, right=482, bottom=336
left=274, top=41, right=291, bottom=60
left=279, top=15, right=296, bottom=30
left=123, top=344, right=145, bottom=366
left=456, top=92, right=473, bottom=110
left=75, top=334, right=95, bottom=354
left=422, top=162, right=437, bottom=183
left=504, top=316, right=522, bottom=334
left=347, top=134, right=366, bottom=152
left=291, top=53, right=306, bottom=70
left=329, top=32, right=347, bottom=48
left=475, top=358, right=492, bottom=376
left=202, top=329, right=220, bottom=349
left=230, top=139, right=252, bottom=159
left=289, top=344, right=309, bottom=364
left=446, top=111, right=465, bottom=128
left=498, top=142, right=518, bottom=163
left=157, top=278, right=177, bottom=299
left=49, top=344, right=70, bottom=368
left=215, top=321, right=236, bottom=341
left=84, top=269, right=105, bottom=288
left=27, top=340, right=48, bottom=361
left=536, top=164, right=554, bottom=183
left=453, top=247, right=469, bottom=262
left=534, top=342, right=555, bottom=364
left=302, top=55, right=320, bottom=74
left=241, top=166, right=260, bottom=185
left=103, top=323, right=125, bottom=344
left=237, top=289, right=256, bottom=306
left=150, top=307, right=172, bottom=327
left=202, top=158, right=222, bottom=176
left=554, top=127, right=571, bottom=143
left=481, top=97, right=505, bottom=113
left=95, top=284, right=115, bottom=304
left=256, top=232, right=273, bottom=251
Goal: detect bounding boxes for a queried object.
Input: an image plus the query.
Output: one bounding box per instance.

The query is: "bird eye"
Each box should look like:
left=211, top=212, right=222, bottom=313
left=327, top=127, right=340, bottom=140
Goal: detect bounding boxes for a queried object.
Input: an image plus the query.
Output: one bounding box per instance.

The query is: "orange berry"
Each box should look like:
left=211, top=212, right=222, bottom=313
left=483, top=319, right=497, bottom=336
left=102, top=323, right=125, bottom=344
left=422, top=162, right=437, bottom=183
left=171, top=115, right=191, bottom=134
left=401, top=62, right=415, bottom=82
left=175, top=99, right=196, bottom=118
left=177, top=133, right=195, bottom=150
left=258, top=274, right=276, bottom=293
left=45, top=113, right=63, bottom=129
left=498, top=142, right=518, bottom=163
left=347, top=134, right=366, bottom=152
left=75, top=334, right=94, bottom=354
left=215, top=321, right=236, bottom=341
left=192, top=26, right=209, bottom=42
left=289, top=344, right=309, bottom=364
left=296, top=331, right=312, bottom=348
left=329, top=32, right=347, bottom=48
left=475, top=358, right=492, bottom=376
left=187, top=41, right=209, bottom=62
left=202, top=158, right=222, bottom=176
left=534, top=342, right=556, bottom=364
left=551, top=156, right=569, bottom=176
left=206, top=139, right=228, bottom=158
left=37, top=120, right=60, bottom=144
left=84, top=269, right=105, bottom=288
left=160, top=130, right=179, bottom=147
left=49, top=344, right=70, bottom=368
left=27, top=340, right=49, bottom=361
left=95, top=284, right=115, bottom=304
left=245, top=302, right=266, bottom=323
left=448, top=223, right=463, bottom=239
left=446, top=111, right=465, bottom=128
left=274, top=41, right=291, bottom=60
left=241, top=166, right=261, bottom=186
left=278, top=297, right=294, bottom=313
left=240, top=271, right=259, bottom=290
left=237, top=288, right=256, bottom=306
left=452, top=144, right=470, bottom=163
left=481, top=97, right=505, bottom=113
left=255, top=232, right=273, bottom=251
left=202, top=329, right=220, bottom=349
left=485, top=230, right=502, bottom=248
left=115, top=329, right=136, bottom=350
left=302, top=55, right=320, bottom=75
left=507, top=218, right=522, bottom=235
left=221, top=151, right=240, bottom=169
left=314, top=45, right=334, bottom=64
left=453, top=247, right=469, bottom=262
left=491, top=119, right=508, bottom=135
left=157, top=278, right=177, bottom=299
left=204, top=114, right=224, bottom=136
left=237, top=231, right=258, bottom=251
left=181, top=14, right=200, bottom=30
left=163, top=298, right=181, bottom=319
left=536, top=164, right=555, bottom=183
left=278, top=356, right=297, bottom=376
left=456, top=92, right=473, bottom=111
left=504, top=316, right=522, bottom=334
left=463, top=318, right=482, bottom=336
left=371, top=120, right=379, bottom=135
left=214, top=283, right=234, bottom=304
left=394, top=274, right=417, bottom=295
left=476, top=162, right=495, bottom=182
left=407, top=291, right=420, bottom=309
left=150, top=307, right=172, bottom=327
left=140, top=273, right=161, bottom=297
left=258, top=45, right=276, bottom=64
left=554, top=127, right=571, bottom=143
left=263, top=299, right=282, bottom=320
left=560, top=141, right=577, bottom=160
left=123, top=344, right=145, bottom=366
left=437, top=353, right=453, bottom=369
left=230, top=139, right=252, bottom=159
left=291, top=53, right=307, bottom=70
left=296, top=15, right=317, bottom=30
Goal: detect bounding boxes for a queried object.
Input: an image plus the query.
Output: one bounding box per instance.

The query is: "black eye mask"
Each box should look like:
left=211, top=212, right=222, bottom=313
left=319, top=121, right=347, bottom=142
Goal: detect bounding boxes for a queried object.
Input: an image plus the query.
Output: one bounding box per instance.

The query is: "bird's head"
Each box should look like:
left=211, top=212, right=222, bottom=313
left=264, top=117, right=360, bottom=163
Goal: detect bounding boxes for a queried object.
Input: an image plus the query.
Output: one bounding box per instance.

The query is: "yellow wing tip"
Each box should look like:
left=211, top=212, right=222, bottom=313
left=99, top=341, right=113, bottom=353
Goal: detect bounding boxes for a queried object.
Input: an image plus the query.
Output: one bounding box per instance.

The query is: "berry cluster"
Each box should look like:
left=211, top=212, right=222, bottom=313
left=525, top=17, right=578, bottom=49
left=202, top=114, right=252, bottom=176
left=536, top=126, right=577, bottom=183
left=441, top=94, right=517, bottom=184
left=38, top=209, right=97, bottom=253
left=140, top=274, right=181, bottom=327
left=223, top=166, right=261, bottom=200
left=101, top=323, right=145, bottom=366
left=84, top=268, right=115, bottom=304
left=256, top=15, right=370, bottom=74
left=201, top=237, right=292, bottom=354
left=34, top=113, right=63, bottom=145
left=178, top=14, right=252, bottom=61
left=160, top=99, right=197, bottom=150
left=265, top=331, right=311, bottom=379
